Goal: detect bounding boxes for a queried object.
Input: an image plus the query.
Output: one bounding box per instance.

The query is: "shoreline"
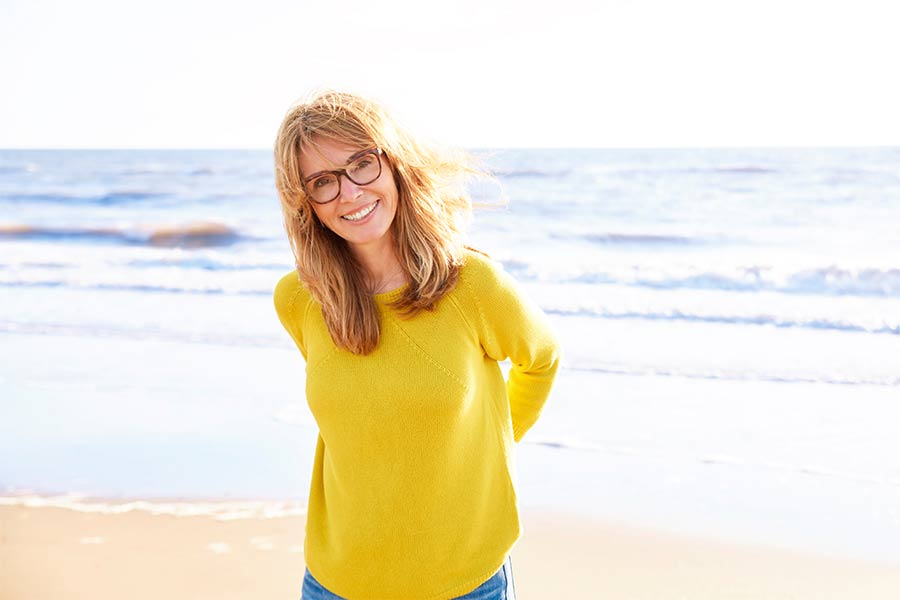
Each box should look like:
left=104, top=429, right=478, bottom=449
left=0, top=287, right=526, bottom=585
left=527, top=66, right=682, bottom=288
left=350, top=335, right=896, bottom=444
left=3, top=498, right=900, bottom=599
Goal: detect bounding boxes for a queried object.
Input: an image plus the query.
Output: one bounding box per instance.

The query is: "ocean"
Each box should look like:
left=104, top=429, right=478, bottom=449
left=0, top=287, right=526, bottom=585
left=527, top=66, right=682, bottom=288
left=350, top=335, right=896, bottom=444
left=1, top=148, right=899, bottom=563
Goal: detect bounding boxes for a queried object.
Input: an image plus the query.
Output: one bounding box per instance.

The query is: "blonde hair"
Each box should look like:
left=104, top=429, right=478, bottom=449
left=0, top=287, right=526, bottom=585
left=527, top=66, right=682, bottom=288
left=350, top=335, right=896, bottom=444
left=274, top=90, right=480, bottom=355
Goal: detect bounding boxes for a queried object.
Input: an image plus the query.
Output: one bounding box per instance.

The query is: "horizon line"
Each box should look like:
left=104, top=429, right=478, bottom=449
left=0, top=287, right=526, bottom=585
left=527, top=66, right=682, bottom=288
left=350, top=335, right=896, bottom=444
left=2, top=145, right=900, bottom=152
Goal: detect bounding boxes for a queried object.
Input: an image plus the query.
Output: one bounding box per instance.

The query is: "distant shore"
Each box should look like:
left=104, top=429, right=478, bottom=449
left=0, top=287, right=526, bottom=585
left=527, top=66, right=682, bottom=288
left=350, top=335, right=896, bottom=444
left=3, top=499, right=900, bottom=600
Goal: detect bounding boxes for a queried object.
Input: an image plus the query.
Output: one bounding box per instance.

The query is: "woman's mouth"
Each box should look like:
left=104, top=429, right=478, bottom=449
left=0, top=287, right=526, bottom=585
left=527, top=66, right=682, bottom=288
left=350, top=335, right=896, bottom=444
left=341, top=200, right=379, bottom=222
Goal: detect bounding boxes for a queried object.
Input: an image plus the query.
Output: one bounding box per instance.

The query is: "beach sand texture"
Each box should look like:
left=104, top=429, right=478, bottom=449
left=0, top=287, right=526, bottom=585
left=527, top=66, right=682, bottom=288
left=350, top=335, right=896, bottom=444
left=3, top=504, right=900, bottom=600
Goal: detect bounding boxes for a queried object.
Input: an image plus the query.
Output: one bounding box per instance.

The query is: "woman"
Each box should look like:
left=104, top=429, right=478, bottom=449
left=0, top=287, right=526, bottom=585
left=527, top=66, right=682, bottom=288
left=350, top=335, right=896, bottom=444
left=273, top=90, right=560, bottom=600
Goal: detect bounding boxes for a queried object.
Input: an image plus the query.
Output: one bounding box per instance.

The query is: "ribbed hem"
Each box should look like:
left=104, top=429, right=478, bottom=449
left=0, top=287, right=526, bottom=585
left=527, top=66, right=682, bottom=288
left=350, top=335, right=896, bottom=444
left=306, top=555, right=509, bottom=600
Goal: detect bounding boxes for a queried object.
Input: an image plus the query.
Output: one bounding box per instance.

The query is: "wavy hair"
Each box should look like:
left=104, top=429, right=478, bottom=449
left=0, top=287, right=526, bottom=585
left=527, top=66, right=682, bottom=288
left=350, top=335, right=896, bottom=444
left=274, top=90, right=481, bottom=355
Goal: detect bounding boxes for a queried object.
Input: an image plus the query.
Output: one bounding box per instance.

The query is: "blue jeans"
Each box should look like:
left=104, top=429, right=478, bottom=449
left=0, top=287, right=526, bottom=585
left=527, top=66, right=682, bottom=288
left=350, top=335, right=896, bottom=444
left=301, top=556, right=516, bottom=600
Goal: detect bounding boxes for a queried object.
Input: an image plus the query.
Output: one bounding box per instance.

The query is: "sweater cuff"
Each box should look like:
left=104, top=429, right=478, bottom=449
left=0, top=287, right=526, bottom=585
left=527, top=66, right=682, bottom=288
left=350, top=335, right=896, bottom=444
left=512, top=423, right=527, bottom=443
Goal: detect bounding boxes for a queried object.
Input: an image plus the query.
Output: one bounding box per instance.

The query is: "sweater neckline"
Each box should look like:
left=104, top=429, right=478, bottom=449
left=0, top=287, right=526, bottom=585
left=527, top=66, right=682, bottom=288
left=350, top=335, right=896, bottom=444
left=373, top=283, right=408, bottom=304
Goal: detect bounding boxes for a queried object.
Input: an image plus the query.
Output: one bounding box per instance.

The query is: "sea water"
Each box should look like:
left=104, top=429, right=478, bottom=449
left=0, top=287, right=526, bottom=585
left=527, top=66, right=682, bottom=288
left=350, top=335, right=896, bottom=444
left=1, top=148, right=899, bottom=562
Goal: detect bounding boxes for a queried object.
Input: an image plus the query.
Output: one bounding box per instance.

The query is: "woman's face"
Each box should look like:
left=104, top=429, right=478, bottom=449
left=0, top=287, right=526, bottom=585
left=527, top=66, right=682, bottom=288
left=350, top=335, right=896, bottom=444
left=298, top=138, right=399, bottom=256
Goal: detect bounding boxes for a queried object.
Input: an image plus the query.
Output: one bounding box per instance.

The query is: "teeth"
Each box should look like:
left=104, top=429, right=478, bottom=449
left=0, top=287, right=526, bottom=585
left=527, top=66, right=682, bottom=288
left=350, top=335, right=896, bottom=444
left=342, top=201, right=377, bottom=221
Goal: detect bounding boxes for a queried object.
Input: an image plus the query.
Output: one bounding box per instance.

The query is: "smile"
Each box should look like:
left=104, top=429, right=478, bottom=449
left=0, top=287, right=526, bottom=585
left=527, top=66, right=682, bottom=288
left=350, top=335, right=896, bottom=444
left=341, top=200, right=379, bottom=222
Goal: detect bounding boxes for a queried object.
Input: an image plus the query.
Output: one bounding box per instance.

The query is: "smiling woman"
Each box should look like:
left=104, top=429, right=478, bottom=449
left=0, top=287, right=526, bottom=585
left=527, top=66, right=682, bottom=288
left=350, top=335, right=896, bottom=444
left=271, top=91, right=560, bottom=600
left=298, top=143, right=399, bottom=260
left=274, top=91, right=480, bottom=355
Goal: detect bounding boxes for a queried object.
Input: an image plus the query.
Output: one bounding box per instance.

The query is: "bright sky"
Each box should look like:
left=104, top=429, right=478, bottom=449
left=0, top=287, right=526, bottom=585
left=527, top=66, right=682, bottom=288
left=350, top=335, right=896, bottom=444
left=1, top=0, right=899, bottom=148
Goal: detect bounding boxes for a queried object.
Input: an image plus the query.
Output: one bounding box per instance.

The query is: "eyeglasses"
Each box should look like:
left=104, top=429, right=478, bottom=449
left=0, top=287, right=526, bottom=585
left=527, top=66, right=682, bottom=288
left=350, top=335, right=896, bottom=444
left=302, top=148, right=384, bottom=204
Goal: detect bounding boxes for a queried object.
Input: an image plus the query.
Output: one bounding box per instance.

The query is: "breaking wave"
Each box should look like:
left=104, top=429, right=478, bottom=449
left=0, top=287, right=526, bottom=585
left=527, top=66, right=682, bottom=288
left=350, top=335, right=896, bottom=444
left=0, top=222, right=248, bottom=248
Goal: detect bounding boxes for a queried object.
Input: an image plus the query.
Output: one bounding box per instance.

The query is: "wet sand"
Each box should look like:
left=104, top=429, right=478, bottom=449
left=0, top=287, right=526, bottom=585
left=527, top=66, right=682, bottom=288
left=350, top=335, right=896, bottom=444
left=2, top=502, right=899, bottom=599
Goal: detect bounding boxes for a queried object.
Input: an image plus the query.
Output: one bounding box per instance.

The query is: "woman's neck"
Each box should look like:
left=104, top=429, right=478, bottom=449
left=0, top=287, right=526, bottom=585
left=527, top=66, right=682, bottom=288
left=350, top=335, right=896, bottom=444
left=350, top=237, right=407, bottom=294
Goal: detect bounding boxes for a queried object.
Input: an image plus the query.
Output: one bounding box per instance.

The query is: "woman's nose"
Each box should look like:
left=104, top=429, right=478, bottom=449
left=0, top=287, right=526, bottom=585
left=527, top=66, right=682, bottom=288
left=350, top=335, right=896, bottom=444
left=338, top=173, right=363, bottom=201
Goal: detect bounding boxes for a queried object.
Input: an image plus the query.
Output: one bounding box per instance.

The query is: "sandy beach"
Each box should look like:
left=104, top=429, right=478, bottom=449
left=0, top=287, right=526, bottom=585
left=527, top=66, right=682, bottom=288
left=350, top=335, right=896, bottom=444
left=2, top=501, right=899, bottom=600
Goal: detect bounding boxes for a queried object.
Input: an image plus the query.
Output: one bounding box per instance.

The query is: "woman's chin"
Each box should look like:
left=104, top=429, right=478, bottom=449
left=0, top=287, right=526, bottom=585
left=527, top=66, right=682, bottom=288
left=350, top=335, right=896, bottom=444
left=342, top=224, right=394, bottom=253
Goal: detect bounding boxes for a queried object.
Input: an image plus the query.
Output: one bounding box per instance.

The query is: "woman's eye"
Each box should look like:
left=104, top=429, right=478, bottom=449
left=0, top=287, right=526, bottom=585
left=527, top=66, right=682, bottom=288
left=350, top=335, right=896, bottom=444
left=353, top=158, right=372, bottom=170
left=312, top=177, right=333, bottom=189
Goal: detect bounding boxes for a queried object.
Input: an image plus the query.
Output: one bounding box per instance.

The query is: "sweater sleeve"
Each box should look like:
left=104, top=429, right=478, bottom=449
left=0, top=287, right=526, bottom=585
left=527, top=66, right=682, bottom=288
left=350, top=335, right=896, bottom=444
left=273, top=270, right=309, bottom=360
left=471, top=256, right=561, bottom=442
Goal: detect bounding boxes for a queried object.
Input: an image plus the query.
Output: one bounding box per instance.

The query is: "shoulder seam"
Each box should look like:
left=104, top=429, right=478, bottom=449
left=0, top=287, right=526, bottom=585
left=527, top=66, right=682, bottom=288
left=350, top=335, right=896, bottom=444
left=456, top=254, right=492, bottom=350
left=445, top=288, right=477, bottom=337
left=283, top=275, right=306, bottom=328
left=280, top=272, right=313, bottom=354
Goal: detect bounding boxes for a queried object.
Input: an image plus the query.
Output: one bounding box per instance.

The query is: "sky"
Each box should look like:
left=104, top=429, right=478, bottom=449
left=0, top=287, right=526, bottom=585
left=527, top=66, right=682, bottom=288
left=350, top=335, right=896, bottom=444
left=1, top=0, right=899, bottom=149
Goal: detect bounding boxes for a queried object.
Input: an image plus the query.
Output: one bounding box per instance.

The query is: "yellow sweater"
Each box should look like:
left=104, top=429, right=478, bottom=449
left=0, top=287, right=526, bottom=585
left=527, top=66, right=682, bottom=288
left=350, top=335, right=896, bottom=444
left=273, top=249, right=560, bottom=600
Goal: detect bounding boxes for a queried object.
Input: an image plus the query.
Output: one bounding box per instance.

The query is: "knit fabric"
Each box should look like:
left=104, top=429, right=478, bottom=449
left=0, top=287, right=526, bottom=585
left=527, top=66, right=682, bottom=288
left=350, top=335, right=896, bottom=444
left=273, top=249, right=560, bottom=600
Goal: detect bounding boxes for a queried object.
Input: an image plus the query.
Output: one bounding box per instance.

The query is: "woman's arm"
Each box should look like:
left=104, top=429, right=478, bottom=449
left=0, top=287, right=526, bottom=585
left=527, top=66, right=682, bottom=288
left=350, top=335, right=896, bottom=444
left=471, top=256, right=561, bottom=442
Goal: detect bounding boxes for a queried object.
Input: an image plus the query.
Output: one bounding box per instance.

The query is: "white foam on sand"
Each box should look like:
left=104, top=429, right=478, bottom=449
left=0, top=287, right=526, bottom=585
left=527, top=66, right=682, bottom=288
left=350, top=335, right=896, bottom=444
left=0, top=493, right=306, bottom=521
left=249, top=536, right=275, bottom=551
left=207, top=542, right=231, bottom=554
left=79, top=537, right=105, bottom=544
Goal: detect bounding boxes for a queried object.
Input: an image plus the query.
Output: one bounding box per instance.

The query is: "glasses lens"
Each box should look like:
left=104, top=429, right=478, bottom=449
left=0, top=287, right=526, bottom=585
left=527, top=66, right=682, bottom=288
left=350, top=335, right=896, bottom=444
left=308, top=174, right=339, bottom=203
left=346, top=151, right=381, bottom=186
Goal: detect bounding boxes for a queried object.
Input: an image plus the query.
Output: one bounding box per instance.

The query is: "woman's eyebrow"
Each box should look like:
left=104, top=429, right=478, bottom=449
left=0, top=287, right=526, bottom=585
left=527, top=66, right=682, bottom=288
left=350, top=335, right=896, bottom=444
left=344, top=148, right=371, bottom=163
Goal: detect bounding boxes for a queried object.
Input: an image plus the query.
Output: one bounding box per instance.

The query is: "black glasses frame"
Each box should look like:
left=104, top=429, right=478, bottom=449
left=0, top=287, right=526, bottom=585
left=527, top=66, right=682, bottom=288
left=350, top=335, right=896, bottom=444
left=302, top=148, right=384, bottom=204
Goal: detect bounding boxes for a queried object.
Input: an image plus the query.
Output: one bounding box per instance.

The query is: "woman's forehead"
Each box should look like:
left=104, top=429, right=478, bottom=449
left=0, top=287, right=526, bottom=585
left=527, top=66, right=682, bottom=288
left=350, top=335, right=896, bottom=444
left=299, top=138, right=367, bottom=174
